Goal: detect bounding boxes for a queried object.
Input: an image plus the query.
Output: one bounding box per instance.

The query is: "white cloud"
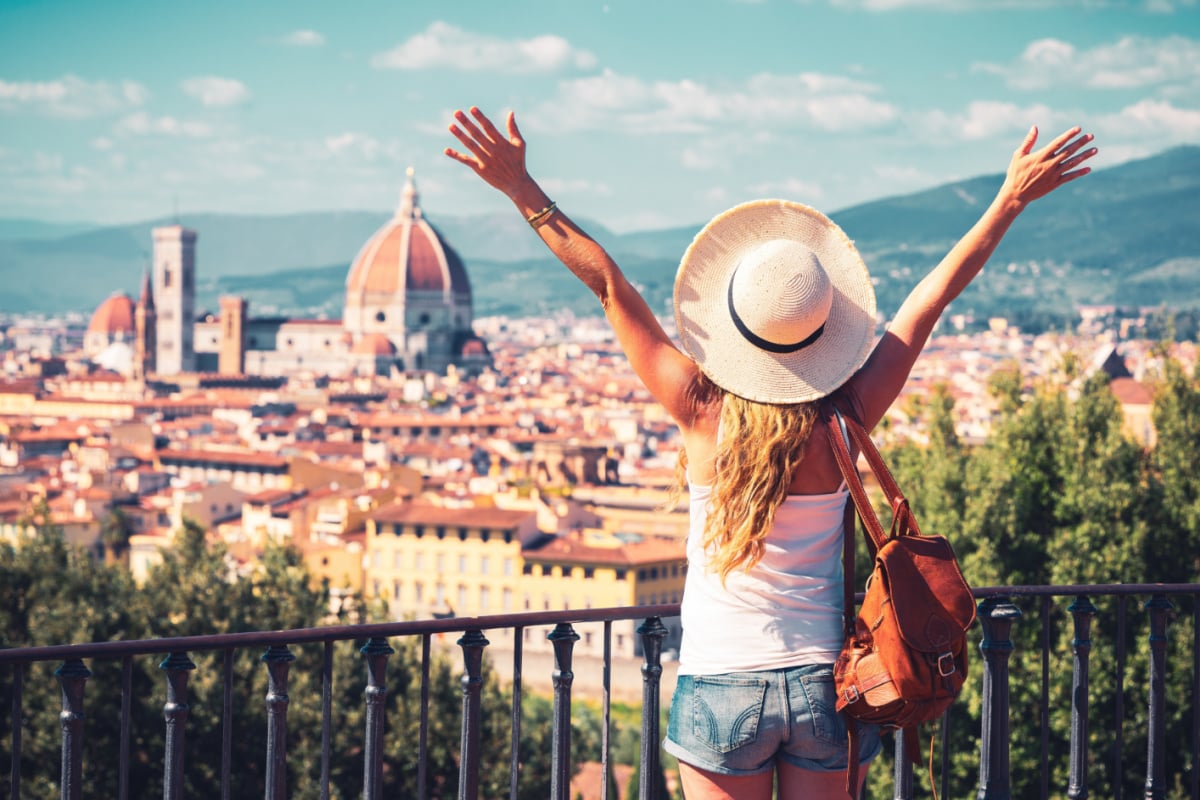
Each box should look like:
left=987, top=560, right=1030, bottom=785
left=281, top=29, right=326, bottom=47
left=0, top=75, right=147, bottom=118
left=325, top=132, right=384, bottom=160
left=975, top=35, right=1200, bottom=91
left=527, top=69, right=896, bottom=135
left=117, top=111, right=213, bottom=138
left=746, top=177, right=826, bottom=201
left=181, top=76, right=251, bottom=108
left=913, top=100, right=1060, bottom=141
left=1100, top=97, right=1200, bottom=138
left=371, top=22, right=597, bottom=73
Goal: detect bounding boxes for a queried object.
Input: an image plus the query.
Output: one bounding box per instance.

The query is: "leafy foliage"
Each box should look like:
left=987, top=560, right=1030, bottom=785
left=862, top=356, right=1200, bottom=799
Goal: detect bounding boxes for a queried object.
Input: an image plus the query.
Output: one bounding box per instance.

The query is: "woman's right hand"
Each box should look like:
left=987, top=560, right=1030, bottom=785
left=1001, top=125, right=1097, bottom=209
left=444, top=106, right=536, bottom=202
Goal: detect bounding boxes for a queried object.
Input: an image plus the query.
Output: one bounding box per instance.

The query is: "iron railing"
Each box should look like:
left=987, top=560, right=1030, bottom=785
left=2, top=584, right=1198, bottom=800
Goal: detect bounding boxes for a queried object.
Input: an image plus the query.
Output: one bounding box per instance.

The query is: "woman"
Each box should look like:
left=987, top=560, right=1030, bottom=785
left=446, top=106, right=1096, bottom=799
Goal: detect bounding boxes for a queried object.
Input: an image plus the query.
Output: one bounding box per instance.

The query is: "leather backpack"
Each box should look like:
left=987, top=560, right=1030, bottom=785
left=822, top=397, right=977, bottom=799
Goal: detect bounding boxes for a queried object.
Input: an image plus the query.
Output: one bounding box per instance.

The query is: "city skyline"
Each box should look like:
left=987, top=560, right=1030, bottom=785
left=1, top=0, right=1197, bottom=233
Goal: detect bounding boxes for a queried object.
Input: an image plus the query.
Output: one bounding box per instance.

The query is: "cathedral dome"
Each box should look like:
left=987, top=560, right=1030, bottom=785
left=87, top=292, right=136, bottom=338
left=345, top=169, right=471, bottom=301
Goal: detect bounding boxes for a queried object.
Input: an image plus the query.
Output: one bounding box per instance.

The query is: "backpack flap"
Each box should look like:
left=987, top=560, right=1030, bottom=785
left=877, top=534, right=977, bottom=653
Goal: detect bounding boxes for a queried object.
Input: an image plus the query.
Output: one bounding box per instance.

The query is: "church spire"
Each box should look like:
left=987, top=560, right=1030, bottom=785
left=397, top=166, right=421, bottom=220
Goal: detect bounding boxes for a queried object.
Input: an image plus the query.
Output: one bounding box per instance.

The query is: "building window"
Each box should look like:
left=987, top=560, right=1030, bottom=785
left=503, top=588, right=513, bottom=611
left=414, top=525, right=425, bottom=538
left=458, top=555, right=467, bottom=574
left=436, top=554, right=446, bottom=573
left=375, top=311, right=386, bottom=323
left=481, top=530, right=490, bottom=543
left=414, top=552, right=424, bottom=571
left=393, top=581, right=401, bottom=600
left=504, top=558, right=514, bottom=576
left=616, top=569, right=627, bottom=580
left=480, top=587, right=490, bottom=610
left=458, top=527, right=468, bottom=541
left=457, top=585, right=467, bottom=610
left=435, top=583, right=445, bottom=605
left=583, top=567, right=594, bottom=579
left=393, top=551, right=403, bottom=569
left=504, top=531, right=513, bottom=544
left=480, top=556, right=490, bottom=575
left=415, top=583, right=424, bottom=604
left=436, top=526, right=446, bottom=540
left=522, top=563, right=533, bottom=576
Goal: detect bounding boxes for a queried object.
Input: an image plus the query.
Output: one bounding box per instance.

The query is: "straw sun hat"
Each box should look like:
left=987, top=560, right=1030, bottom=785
left=674, top=199, right=877, bottom=405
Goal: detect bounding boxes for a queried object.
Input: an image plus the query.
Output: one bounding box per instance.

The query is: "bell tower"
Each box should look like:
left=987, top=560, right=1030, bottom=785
left=151, top=225, right=197, bottom=375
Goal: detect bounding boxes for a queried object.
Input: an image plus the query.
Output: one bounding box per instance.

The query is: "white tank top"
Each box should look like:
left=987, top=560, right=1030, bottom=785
left=677, top=481, right=848, bottom=675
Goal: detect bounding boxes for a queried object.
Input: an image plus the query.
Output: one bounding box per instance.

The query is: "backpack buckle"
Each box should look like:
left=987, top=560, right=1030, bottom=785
left=937, top=652, right=955, bottom=677
left=843, top=685, right=860, bottom=704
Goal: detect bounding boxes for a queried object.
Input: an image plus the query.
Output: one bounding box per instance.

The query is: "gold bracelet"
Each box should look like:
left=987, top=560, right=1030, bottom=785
left=526, top=201, right=558, bottom=229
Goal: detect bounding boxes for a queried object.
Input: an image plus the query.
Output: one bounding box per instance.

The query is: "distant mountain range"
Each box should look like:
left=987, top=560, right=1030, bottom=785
left=2, top=145, right=1198, bottom=324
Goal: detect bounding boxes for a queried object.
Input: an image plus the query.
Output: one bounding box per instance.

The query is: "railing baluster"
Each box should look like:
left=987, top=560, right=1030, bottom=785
left=601, top=620, right=613, bottom=800
left=9, top=662, right=22, bottom=800
left=263, top=644, right=296, bottom=800
left=56, top=658, right=91, bottom=800
left=977, top=596, right=1021, bottom=800
left=509, top=627, right=523, bottom=800
left=940, top=708, right=951, bottom=800
left=119, top=655, right=132, bottom=800
left=320, top=640, right=333, bottom=800
left=1143, top=594, right=1173, bottom=800
left=1191, top=597, right=1199, bottom=800
left=638, top=617, right=667, bottom=800
left=548, top=622, right=580, bottom=800
left=894, top=731, right=914, bottom=800
left=419, top=633, right=432, bottom=800
left=361, top=636, right=394, bottom=800
left=458, top=629, right=489, bottom=800
left=1116, top=595, right=1128, bottom=800
left=160, top=651, right=196, bottom=800
left=1068, top=595, right=1097, bottom=800
left=1041, top=596, right=1052, bottom=800
left=221, top=647, right=233, bottom=800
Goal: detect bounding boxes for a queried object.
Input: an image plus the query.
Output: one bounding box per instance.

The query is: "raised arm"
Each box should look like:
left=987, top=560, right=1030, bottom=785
left=846, top=125, right=1098, bottom=428
left=444, top=106, right=704, bottom=427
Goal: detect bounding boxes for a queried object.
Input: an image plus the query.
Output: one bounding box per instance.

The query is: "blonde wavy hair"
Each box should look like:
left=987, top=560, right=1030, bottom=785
left=675, top=381, right=820, bottom=583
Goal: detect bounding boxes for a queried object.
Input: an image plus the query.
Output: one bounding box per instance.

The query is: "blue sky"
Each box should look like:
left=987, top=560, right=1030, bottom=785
left=1, top=0, right=1197, bottom=232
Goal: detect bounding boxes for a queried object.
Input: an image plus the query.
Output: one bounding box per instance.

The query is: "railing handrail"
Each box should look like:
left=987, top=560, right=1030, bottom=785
left=0, top=603, right=682, bottom=664
left=2, top=583, right=1196, bottom=665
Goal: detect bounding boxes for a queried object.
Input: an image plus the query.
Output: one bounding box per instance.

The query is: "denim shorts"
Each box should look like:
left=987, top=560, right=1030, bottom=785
left=663, top=663, right=881, bottom=775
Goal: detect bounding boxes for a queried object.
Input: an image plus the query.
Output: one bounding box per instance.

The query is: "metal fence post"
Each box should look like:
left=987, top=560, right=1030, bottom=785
left=548, top=622, right=579, bottom=800
left=977, top=596, right=1021, bottom=800
left=638, top=617, right=668, bottom=800
left=262, top=644, right=296, bottom=800
left=893, top=731, right=914, bottom=800
left=457, top=629, right=489, bottom=800
left=1143, top=594, right=1173, bottom=800
left=1068, top=596, right=1097, bottom=800
left=160, top=651, right=196, bottom=800
left=361, top=636, right=394, bottom=800
left=55, top=658, right=91, bottom=800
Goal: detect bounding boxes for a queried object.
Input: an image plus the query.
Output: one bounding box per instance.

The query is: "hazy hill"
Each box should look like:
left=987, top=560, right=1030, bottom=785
left=1, top=145, right=1197, bottom=322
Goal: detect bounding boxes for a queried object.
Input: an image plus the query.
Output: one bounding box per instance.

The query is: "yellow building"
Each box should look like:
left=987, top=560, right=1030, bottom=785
left=366, top=501, right=541, bottom=620
left=364, top=502, right=686, bottom=660
left=520, top=529, right=685, bottom=659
